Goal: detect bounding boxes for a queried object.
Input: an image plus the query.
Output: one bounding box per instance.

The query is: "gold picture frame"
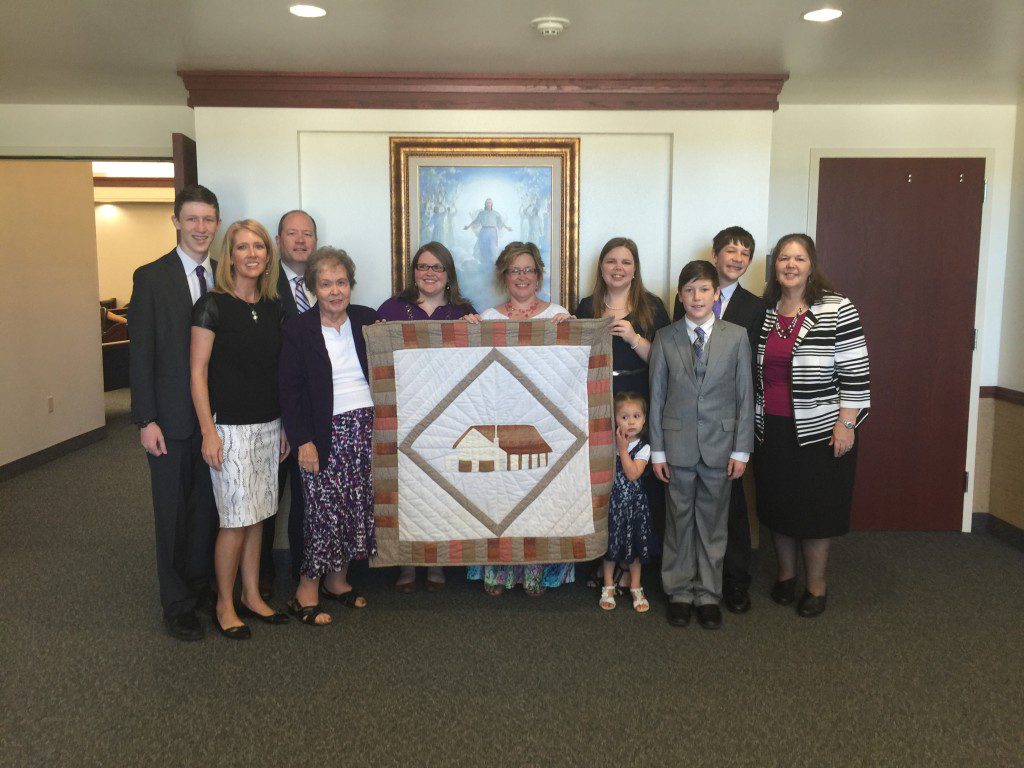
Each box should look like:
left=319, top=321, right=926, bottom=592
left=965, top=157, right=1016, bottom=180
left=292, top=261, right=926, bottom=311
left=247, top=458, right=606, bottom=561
left=389, top=136, right=581, bottom=311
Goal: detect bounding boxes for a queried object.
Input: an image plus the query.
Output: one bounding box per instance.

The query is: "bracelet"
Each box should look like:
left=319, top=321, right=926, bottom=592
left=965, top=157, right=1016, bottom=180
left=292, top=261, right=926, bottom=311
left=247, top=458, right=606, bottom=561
left=630, top=337, right=643, bottom=350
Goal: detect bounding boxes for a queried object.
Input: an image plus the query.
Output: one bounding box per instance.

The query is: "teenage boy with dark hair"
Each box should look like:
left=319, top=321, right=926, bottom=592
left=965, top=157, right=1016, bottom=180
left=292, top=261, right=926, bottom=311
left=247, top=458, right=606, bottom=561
left=650, top=260, right=755, bottom=629
left=129, top=184, right=221, bottom=640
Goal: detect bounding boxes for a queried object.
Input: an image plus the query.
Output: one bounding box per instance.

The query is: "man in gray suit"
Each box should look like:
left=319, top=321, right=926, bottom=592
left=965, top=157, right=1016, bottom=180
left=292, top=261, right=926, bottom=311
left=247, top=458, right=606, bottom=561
left=649, top=260, right=754, bottom=630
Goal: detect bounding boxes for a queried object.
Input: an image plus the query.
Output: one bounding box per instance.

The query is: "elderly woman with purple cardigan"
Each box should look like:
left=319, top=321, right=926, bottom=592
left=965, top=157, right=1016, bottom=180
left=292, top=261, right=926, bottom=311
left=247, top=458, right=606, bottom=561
left=279, top=246, right=378, bottom=626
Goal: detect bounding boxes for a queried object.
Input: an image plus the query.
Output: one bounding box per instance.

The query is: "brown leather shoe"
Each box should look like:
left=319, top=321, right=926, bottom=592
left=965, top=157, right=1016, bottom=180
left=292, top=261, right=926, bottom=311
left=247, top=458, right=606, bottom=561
left=394, top=578, right=419, bottom=594
left=424, top=578, right=445, bottom=592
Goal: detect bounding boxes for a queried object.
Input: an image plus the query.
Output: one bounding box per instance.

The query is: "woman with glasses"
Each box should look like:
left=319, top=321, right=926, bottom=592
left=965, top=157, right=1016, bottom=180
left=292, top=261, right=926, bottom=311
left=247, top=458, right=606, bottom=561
left=468, top=241, right=574, bottom=597
left=377, top=242, right=478, bottom=593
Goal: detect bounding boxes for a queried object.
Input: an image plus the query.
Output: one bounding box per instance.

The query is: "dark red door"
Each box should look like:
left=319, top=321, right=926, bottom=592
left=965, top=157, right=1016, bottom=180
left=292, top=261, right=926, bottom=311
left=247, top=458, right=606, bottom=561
left=172, top=133, right=198, bottom=193
left=815, top=157, right=984, bottom=530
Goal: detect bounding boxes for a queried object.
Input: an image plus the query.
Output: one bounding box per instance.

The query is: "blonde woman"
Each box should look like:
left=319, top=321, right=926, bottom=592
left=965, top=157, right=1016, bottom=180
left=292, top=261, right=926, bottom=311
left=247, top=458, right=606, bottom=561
left=191, top=219, right=291, bottom=639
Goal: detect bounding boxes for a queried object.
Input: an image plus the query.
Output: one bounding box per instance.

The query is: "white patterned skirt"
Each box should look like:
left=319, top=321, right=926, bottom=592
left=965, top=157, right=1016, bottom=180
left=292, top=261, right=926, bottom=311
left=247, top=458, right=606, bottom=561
left=211, top=419, right=280, bottom=529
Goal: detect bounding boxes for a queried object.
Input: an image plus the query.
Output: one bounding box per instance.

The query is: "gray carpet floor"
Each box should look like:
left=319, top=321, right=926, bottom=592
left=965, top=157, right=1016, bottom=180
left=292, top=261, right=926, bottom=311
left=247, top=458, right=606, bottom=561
left=1, top=390, right=1022, bottom=767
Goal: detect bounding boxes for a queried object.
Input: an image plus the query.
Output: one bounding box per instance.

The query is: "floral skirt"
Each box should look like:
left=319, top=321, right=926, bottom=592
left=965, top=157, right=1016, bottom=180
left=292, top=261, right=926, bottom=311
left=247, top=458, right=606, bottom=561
left=300, top=408, right=376, bottom=579
left=466, top=563, right=575, bottom=591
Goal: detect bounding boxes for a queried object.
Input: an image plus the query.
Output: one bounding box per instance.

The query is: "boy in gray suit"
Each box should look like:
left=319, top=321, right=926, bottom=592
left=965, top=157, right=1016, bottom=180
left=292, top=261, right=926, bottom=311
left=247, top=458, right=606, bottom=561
left=649, top=261, right=755, bottom=629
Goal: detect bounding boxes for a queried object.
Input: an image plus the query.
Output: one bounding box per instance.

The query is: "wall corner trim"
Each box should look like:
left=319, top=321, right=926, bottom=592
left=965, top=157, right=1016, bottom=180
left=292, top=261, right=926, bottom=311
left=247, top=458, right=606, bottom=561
left=979, top=386, right=1024, bottom=406
left=971, top=512, right=1024, bottom=552
left=178, top=70, right=789, bottom=111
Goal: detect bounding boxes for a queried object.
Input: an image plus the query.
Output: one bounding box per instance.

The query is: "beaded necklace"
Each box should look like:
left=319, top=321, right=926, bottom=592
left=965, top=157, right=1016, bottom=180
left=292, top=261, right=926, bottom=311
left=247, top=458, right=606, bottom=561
left=774, top=305, right=805, bottom=339
left=504, top=299, right=540, bottom=317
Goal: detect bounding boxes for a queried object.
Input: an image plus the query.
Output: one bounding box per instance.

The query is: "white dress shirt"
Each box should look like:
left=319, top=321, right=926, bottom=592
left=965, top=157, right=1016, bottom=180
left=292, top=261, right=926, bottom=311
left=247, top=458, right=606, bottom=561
left=322, top=319, right=374, bottom=415
left=718, top=281, right=739, bottom=317
left=176, top=246, right=213, bottom=304
left=281, top=261, right=316, bottom=308
left=651, top=313, right=750, bottom=465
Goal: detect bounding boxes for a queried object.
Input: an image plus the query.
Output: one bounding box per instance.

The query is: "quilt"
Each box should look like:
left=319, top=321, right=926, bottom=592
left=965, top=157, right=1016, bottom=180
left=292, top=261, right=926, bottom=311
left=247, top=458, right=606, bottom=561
left=365, top=319, right=614, bottom=566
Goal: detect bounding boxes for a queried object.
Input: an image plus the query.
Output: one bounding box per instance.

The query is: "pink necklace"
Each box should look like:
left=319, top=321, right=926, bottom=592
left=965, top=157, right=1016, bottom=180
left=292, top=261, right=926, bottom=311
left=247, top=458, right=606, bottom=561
left=504, top=299, right=539, bottom=317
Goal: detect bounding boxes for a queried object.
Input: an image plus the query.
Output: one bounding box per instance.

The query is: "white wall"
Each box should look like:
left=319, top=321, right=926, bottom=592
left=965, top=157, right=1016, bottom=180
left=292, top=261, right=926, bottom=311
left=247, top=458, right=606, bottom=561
left=768, top=104, right=1017, bottom=387
left=999, top=96, right=1024, bottom=391
left=0, top=104, right=194, bottom=158
left=194, top=108, right=775, bottom=312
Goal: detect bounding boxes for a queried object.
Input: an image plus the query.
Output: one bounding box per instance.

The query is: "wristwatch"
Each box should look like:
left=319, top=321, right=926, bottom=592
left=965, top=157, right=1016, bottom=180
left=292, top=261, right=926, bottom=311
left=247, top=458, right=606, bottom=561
left=136, top=419, right=154, bottom=429
left=839, top=419, right=855, bottom=430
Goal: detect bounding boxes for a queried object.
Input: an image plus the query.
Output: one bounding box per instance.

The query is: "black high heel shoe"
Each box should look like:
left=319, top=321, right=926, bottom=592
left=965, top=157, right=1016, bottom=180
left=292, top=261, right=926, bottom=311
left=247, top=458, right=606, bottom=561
left=238, top=602, right=290, bottom=625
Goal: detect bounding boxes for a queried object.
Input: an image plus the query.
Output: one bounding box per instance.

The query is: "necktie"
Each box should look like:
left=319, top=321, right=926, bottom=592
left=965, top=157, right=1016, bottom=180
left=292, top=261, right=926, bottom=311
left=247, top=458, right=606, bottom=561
left=693, top=326, right=705, bottom=360
left=294, top=277, right=311, bottom=313
left=712, top=296, right=722, bottom=319
left=195, top=265, right=208, bottom=298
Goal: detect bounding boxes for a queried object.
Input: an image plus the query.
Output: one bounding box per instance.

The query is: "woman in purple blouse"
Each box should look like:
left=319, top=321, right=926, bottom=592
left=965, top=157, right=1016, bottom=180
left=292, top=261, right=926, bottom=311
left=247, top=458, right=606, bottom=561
left=377, top=241, right=479, bottom=592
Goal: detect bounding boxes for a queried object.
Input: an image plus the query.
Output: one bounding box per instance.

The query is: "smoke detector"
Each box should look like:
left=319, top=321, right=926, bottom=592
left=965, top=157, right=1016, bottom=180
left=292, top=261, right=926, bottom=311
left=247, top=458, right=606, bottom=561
left=531, top=16, right=570, bottom=37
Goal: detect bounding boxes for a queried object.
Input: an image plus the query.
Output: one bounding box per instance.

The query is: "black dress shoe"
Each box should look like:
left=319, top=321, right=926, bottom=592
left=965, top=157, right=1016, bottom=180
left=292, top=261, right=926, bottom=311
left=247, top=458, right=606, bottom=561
left=770, top=577, right=797, bottom=606
left=238, top=603, right=290, bottom=625
left=164, top=612, right=203, bottom=642
left=797, top=590, right=828, bottom=618
left=723, top=586, right=751, bottom=614
left=666, top=602, right=692, bottom=627
left=695, top=604, right=723, bottom=630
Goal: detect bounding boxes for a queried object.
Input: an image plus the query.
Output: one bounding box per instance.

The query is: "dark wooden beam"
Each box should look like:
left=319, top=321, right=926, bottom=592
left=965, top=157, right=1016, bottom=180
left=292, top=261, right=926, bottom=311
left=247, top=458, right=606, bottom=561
left=179, top=70, right=788, bottom=111
left=93, top=177, right=174, bottom=188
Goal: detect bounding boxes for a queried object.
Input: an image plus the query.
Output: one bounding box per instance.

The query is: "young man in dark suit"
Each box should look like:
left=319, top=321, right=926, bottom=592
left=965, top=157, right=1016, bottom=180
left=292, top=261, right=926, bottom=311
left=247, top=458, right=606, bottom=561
left=673, top=227, right=765, bottom=613
left=260, top=209, right=318, bottom=586
left=129, top=184, right=221, bottom=641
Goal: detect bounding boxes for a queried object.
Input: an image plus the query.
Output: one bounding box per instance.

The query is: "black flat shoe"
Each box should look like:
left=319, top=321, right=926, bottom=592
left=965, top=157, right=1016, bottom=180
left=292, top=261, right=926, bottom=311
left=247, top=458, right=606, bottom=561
left=666, top=602, right=692, bottom=627
left=238, top=603, right=290, bottom=625
left=797, top=590, right=828, bottom=618
left=216, top=618, right=252, bottom=640
left=770, top=577, right=797, bottom=606
left=723, top=587, right=751, bottom=614
left=695, top=604, right=723, bottom=630
left=164, top=612, right=203, bottom=642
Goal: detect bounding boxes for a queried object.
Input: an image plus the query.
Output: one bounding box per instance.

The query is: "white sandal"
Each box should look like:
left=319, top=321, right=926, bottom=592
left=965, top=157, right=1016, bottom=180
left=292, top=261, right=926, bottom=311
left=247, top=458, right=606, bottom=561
left=630, top=587, right=650, bottom=613
left=599, top=585, right=616, bottom=610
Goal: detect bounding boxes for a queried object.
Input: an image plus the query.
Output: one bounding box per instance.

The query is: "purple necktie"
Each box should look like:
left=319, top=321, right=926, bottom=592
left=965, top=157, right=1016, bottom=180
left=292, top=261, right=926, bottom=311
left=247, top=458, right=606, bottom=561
left=195, top=265, right=208, bottom=298
left=712, top=296, right=722, bottom=318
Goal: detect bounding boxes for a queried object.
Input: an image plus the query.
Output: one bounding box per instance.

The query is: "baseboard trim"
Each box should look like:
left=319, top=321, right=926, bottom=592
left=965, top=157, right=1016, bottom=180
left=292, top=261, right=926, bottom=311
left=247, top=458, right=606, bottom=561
left=979, top=386, right=1024, bottom=406
left=971, top=512, right=1024, bottom=552
left=0, top=426, right=107, bottom=482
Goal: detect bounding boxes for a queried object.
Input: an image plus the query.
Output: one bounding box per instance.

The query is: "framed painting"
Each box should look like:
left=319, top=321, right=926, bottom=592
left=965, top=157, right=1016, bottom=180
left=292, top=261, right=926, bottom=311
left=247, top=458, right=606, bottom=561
left=389, top=136, right=580, bottom=312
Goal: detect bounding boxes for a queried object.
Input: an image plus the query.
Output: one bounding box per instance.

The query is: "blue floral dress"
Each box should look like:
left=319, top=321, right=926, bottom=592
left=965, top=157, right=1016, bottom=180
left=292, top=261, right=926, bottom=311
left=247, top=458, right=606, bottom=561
left=605, top=439, right=660, bottom=563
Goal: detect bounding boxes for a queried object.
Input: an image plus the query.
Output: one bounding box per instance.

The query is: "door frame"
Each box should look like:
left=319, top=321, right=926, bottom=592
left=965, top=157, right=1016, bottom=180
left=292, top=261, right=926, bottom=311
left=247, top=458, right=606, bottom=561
left=807, top=148, right=994, bottom=533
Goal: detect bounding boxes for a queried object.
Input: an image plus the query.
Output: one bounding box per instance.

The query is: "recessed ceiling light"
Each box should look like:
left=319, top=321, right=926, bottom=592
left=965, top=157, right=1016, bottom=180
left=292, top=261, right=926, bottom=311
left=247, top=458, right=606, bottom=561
left=290, top=4, right=326, bottom=18
left=803, top=8, right=843, bottom=22
left=803, top=7, right=842, bottom=22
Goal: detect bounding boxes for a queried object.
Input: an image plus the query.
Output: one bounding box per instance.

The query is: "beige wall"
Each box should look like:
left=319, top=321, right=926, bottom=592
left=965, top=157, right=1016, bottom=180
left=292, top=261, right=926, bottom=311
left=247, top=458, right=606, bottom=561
left=989, top=399, right=1024, bottom=528
left=95, top=202, right=175, bottom=306
left=0, top=160, right=105, bottom=466
left=999, top=93, right=1024, bottom=391
left=0, top=104, right=194, bottom=158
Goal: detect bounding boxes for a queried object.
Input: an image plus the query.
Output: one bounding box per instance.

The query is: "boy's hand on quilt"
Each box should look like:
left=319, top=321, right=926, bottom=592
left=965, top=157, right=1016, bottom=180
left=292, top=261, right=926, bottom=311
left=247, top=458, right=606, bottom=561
left=727, top=458, right=746, bottom=480
left=653, top=462, right=670, bottom=483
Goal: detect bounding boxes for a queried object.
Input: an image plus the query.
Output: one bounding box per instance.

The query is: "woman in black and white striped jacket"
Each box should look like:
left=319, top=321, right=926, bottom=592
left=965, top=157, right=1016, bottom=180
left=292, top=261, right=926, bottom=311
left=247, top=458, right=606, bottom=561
left=754, top=233, right=870, bottom=618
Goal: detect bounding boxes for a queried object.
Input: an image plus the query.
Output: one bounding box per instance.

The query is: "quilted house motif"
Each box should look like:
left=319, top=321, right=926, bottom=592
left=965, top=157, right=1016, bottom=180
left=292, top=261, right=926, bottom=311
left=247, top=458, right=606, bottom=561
left=364, top=319, right=614, bottom=566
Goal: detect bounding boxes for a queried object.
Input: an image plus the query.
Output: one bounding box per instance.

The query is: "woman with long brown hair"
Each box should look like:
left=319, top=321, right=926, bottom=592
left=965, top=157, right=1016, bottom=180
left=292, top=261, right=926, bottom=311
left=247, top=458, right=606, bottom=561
left=574, top=237, right=671, bottom=590
left=574, top=237, right=671, bottom=401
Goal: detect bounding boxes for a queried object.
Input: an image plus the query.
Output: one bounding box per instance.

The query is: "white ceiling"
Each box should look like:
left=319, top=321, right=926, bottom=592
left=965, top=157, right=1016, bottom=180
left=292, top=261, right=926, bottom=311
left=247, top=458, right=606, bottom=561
left=3, top=0, right=1023, bottom=106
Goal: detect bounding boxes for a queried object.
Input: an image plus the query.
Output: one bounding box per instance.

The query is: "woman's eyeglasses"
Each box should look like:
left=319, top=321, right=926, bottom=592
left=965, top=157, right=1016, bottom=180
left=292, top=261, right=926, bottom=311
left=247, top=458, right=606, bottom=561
left=506, top=267, right=538, bottom=276
left=415, top=263, right=446, bottom=273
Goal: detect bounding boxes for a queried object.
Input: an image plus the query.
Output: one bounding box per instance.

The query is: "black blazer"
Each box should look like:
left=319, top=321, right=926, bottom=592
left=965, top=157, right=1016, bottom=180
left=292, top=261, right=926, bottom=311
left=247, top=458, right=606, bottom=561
left=673, top=283, right=765, bottom=352
left=128, top=249, right=216, bottom=440
left=276, top=265, right=301, bottom=319
left=278, top=303, right=378, bottom=463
